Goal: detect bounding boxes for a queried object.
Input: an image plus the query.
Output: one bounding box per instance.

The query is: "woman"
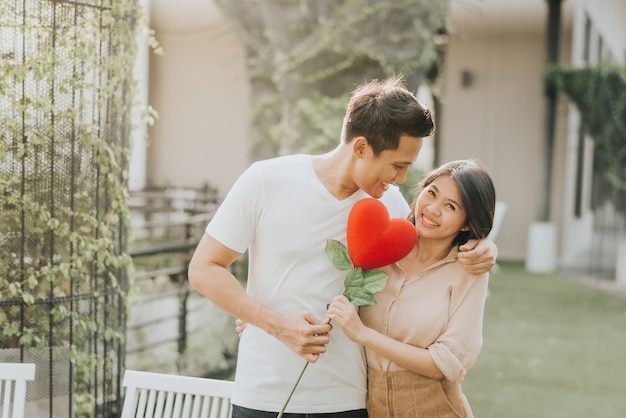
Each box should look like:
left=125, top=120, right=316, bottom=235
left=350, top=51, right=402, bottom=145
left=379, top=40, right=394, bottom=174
left=327, top=159, right=496, bottom=418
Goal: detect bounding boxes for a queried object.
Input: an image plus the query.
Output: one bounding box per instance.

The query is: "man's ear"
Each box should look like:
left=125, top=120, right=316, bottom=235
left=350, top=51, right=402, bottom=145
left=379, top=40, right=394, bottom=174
left=352, top=136, right=368, bottom=158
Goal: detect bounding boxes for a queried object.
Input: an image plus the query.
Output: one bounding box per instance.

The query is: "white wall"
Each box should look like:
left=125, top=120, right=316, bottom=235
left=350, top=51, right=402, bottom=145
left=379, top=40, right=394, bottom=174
left=445, top=0, right=626, bottom=263
left=579, top=0, right=626, bottom=64
left=560, top=0, right=626, bottom=268
left=442, top=1, right=549, bottom=260
left=146, top=0, right=250, bottom=195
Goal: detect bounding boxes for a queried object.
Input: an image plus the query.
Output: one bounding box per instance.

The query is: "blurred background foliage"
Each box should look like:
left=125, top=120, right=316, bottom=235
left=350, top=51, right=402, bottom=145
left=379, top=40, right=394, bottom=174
left=215, top=0, right=448, bottom=159
left=544, top=64, right=626, bottom=216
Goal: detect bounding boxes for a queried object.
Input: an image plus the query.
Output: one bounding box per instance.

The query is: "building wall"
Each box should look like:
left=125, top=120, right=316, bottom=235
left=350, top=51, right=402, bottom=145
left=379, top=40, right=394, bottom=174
left=560, top=0, right=626, bottom=268
left=146, top=0, right=250, bottom=195
left=441, top=2, right=551, bottom=260
left=442, top=0, right=626, bottom=263
left=578, top=0, right=626, bottom=63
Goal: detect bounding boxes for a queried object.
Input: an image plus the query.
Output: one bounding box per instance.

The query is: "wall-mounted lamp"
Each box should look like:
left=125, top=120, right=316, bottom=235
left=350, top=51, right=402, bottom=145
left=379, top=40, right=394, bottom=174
left=461, top=70, right=473, bottom=88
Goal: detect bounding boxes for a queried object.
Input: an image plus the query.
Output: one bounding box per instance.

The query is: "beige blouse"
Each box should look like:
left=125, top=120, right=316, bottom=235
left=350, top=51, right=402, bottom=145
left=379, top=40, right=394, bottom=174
left=359, top=246, right=489, bottom=383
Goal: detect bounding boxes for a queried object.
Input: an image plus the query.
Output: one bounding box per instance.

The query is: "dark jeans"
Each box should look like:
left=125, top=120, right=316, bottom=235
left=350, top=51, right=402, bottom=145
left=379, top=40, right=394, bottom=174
left=231, top=405, right=368, bottom=418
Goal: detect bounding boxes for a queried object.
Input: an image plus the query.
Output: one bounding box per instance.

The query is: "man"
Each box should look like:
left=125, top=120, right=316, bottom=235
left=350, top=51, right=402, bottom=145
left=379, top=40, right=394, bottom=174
left=188, top=77, right=496, bottom=418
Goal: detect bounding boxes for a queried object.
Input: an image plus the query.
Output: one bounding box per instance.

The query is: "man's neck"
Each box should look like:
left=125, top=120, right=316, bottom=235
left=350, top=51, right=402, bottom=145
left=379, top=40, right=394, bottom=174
left=312, top=146, right=359, bottom=200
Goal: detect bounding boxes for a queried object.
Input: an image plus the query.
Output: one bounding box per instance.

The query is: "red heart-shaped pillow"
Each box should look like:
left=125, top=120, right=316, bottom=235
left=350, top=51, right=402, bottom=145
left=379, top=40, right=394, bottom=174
left=347, top=198, right=418, bottom=270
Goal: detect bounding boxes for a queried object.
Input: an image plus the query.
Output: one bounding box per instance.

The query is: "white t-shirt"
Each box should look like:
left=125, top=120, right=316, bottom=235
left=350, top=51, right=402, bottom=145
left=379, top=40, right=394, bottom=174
left=206, top=154, right=410, bottom=413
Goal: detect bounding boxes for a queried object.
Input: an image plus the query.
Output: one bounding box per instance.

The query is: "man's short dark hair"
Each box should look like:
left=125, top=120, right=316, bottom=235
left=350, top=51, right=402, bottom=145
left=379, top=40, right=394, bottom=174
left=342, top=76, right=435, bottom=155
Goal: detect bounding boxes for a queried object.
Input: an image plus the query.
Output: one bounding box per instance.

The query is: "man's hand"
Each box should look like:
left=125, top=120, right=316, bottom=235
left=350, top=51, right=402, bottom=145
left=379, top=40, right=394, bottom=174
left=458, top=239, right=498, bottom=275
left=235, top=318, right=247, bottom=337
left=262, top=311, right=332, bottom=363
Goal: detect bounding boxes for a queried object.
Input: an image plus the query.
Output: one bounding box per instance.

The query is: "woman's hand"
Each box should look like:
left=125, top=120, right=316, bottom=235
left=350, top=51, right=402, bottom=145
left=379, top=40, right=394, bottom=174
left=326, top=295, right=367, bottom=343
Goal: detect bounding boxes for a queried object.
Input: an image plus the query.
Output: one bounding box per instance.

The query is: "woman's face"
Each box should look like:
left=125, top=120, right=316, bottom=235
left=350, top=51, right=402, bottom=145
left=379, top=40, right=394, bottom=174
left=414, top=174, right=468, bottom=241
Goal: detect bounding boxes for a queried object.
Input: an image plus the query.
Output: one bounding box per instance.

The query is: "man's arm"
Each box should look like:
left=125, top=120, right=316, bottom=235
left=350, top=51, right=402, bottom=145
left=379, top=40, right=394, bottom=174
left=188, top=233, right=331, bottom=362
left=457, top=239, right=498, bottom=275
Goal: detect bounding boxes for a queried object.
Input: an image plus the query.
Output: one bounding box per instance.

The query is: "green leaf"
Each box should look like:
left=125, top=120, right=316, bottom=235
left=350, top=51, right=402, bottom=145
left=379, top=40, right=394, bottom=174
left=342, top=268, right=388, bottom=307
left=361, top=270, right=389, bottom=295
left=347, top=290, right=377, bottom=307
left=22, top=293, right=35, bottom=305
left=326, top=239, right=352, bottom=271
left=3, top=323, right=19, bottom=337
left=343, top=267, right=363, bottom=297
left=19, top=333, right=33, bottom=346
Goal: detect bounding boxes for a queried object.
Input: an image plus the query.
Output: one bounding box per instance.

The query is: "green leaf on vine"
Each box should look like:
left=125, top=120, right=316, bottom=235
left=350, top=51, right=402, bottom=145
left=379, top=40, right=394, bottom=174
left=326, top=239, right=352, bottom=271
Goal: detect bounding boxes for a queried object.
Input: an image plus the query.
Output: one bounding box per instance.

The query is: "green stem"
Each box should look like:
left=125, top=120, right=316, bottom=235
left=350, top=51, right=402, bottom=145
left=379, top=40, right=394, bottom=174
left=277, top=361, right=309, bottom=418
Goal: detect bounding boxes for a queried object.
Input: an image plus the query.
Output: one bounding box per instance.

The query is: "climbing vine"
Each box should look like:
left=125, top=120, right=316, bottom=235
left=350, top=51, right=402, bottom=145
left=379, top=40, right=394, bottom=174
left=0, top=0, right=151, bottom=415
left=544, top=64, right=626, bottom=214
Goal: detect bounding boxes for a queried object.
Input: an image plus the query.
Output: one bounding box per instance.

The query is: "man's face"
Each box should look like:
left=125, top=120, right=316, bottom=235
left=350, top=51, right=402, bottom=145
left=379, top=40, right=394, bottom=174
left=355, top=135, right=423, bottom=198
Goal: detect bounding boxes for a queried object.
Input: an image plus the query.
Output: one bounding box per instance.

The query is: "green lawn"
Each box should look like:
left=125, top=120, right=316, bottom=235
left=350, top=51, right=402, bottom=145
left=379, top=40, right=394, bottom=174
left=463, top=261, right=626, bottom=418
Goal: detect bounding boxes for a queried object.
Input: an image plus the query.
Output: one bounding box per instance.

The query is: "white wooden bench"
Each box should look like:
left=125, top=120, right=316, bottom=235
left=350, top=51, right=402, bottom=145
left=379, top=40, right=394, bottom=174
left=121, top=370, right=234, bottom=418
left=0, top=363, right=36, bottom=418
